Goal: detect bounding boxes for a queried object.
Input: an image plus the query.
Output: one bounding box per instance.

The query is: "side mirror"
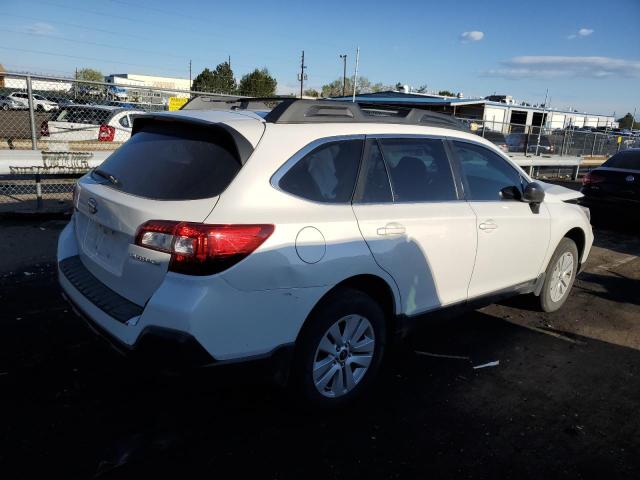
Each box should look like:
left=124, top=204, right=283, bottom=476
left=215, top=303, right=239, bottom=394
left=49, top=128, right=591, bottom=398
left=500, top=185, right=522, bottom=200
left=523, top=182, right=545, bottom=213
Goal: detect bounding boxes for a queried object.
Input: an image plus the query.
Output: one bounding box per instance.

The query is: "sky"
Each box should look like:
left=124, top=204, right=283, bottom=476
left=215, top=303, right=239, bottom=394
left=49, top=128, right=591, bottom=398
left=1, top=0, right=638, bottom=116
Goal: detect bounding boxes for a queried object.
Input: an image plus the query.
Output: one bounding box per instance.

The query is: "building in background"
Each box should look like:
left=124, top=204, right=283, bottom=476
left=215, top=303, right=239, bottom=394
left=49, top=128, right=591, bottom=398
left=104, top=73, right=192, bottom=106
left=332, top=91, right=617, bottom=132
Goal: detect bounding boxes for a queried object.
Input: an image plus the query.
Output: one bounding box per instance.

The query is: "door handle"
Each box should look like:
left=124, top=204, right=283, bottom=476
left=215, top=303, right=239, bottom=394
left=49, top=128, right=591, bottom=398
left=479, top=220, right=498, bottom=231
left=377, top=222, right=406, bottom=236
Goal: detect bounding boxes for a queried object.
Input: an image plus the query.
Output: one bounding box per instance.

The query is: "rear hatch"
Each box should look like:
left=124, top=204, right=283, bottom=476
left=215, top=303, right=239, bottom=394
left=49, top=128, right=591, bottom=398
left=73, top=115, right=261, bottom=306
left=585, top=151, right=640, bottom=201
left=46, top=106, right=112, bottom=141
left=587, top=167, right=640, bottom=201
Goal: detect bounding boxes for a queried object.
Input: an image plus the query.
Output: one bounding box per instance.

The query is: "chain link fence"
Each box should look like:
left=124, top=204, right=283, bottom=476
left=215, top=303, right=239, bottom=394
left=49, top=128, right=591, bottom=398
left=0, top=174, right=78, bottom=213
left=463, top=118, right=639, bottom=158
left=0, top=71, right=238, bottom=151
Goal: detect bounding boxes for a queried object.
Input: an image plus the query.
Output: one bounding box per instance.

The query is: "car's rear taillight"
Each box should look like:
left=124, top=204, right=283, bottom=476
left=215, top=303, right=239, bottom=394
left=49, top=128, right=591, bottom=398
left=134, top=221, right=274, bottom=275
left=582, top=172, right=605, bottom=186
left=98, top=124, right=115, bottom=142
left=40, top=120, right=49, bottom=137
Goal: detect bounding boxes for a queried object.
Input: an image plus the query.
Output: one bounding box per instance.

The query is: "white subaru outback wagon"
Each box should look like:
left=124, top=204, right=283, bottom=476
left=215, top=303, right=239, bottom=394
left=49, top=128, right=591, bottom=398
left=58, top=100, right=593, bottom=407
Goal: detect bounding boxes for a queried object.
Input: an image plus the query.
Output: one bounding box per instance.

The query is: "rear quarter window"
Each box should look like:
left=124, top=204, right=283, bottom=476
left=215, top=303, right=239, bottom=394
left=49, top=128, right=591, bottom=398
left=278, top=139, right=363, bottom=203
left=92, top=121, right=242, bottom=200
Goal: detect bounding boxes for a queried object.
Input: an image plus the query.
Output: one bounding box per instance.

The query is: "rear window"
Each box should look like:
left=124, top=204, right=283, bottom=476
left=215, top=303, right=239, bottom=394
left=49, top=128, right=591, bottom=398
left=603, top=151, right=640, bottom=170
left=55, top=107, right=111, bottom=125
left=92, top=121, right=242, bottom=200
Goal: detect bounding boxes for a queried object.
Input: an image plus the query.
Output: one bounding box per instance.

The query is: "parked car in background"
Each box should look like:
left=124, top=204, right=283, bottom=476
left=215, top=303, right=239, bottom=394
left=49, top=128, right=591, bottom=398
left=581, top=149, right=640, bottom=214
left=58, top=100, right=593, bottom=407
left=40, top=105, right=144, bottom=142
left=506, top=133, right=555, bottom=154
left=476, top=128, right=508, bottom=152
left=7, top=92, right=59, bottom=112
left=0, top=94, right=28, bottom=110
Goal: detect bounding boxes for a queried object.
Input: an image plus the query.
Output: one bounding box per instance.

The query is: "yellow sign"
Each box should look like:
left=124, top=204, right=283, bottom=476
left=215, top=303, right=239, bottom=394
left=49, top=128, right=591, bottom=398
left=168, top=97, right=189, bottom=111
left=617, top=136, right=623, bottom=144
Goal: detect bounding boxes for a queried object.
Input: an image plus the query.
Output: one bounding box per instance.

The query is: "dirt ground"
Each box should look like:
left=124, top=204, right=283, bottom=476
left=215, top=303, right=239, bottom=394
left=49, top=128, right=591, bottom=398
left=0, top=212, right=639, bottom=479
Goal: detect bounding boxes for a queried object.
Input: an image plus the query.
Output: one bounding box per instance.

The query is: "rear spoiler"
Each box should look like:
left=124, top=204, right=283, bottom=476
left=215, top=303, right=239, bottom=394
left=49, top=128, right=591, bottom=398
left=131, top=114, right=254, bottom=164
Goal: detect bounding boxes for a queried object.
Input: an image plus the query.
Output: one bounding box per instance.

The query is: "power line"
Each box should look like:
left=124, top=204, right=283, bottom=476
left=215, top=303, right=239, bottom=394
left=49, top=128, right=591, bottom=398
left=3, top=12, right=150, bottom=40
left=0, top=45, right=187, bottom=75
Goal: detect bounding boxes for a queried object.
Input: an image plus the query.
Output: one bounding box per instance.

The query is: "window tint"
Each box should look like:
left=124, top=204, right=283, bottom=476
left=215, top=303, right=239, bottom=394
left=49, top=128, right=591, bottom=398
left=378, top=138, right=457, bottom=202
left=602, top=151, right=640, bottom=170
left=119, top=115, right=130, bottom=128
left=355, top=140, right=393, bottom=203
left=279, top=140, right=362, bottom=203
left=93, top=122, right=242, bottom=200
left=452, top=140, right=524, bottom=200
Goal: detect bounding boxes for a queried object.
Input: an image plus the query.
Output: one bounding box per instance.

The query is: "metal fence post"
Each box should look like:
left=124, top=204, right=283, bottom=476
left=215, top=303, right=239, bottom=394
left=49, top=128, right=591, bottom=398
left=26, top=75, right=38, bottom=150
left=35, top=173, right=42, bottom=210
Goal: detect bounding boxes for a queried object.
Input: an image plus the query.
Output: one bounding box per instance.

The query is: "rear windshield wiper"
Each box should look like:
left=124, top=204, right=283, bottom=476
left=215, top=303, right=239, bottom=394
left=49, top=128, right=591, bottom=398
left=92, top=168, right=120, bottom=186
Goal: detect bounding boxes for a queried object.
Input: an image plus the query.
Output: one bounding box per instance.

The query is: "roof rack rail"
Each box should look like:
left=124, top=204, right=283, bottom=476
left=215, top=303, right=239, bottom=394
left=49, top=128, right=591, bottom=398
left=263, top=99, right=468, bottom=130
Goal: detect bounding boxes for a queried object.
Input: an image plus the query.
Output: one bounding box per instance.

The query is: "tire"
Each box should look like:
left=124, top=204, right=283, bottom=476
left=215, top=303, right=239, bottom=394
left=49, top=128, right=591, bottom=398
left=1, top=104, right=8, bottom=111
left=292, top=288, right=386, bottom=408
left=539, top=238, right=579, bottom=312
left=36, top=105, right=44, bottom=112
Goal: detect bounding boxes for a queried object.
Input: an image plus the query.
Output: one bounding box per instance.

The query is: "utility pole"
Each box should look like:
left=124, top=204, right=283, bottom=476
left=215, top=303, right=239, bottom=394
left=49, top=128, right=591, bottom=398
left=534, top=88, right=548, bottom=156
left=228, top=55, right=231, bottom=69
left=298, top=50, right=307, bottom=98
left=339, top=54, right=347, bottom=97
left=352, top=47, right=360, bottom=102
left=189, top=59, right=192, bottom=89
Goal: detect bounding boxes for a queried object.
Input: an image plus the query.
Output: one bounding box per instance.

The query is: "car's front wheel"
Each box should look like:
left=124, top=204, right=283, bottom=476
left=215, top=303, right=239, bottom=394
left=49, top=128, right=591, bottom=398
left=539, top=238, right=579, bottom=312
left=292, top=288, right=386, bottom=408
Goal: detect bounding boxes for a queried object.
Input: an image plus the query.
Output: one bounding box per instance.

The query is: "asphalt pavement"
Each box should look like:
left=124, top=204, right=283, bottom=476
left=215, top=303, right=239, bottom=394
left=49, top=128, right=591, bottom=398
left=0, top=214, right=638, bottom=479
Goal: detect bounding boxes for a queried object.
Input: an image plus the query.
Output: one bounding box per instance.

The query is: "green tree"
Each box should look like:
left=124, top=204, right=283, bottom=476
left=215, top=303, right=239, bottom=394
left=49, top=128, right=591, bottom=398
left=303, top=88, right=320, bottom=98
left=75, top=68, right=103, bottom=82
left=192, top=62, right=236, bottom=94
left=238, top=68, right=277, bottom=97
left=438, top=90, right=455, bottom=97
left=320, top=76, right=387, bottom=97
left=617, top=113, right=640, bottom=130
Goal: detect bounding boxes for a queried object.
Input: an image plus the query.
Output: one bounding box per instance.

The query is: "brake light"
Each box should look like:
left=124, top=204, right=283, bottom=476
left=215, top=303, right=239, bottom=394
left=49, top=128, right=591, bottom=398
left=98, top=124, right=115, bottom=141
left=134, top=221, right=274, bottom=275
left=40, top=120, right=49, bottom=137
left=582, top=172, right=605, bottom=186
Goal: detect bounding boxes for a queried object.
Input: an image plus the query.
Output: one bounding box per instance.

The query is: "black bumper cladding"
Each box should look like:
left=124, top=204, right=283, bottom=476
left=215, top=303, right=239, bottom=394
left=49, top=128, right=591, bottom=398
left=59, top=255, right=214, bottom=367
left=59, top=256, right=143, bottom=323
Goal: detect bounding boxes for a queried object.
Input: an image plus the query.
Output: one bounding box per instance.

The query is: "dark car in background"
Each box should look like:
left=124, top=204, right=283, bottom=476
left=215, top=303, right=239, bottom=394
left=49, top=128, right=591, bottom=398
left=506, top=133, right=554, bottom=154
left=475, top=128, right=508, bottom=152
left=581, top=149, right=639, bottom=214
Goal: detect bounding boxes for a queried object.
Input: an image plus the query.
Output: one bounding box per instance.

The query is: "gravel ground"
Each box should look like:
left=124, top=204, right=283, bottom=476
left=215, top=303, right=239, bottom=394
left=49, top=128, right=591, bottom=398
left=0, top=213, right=638, bottom=480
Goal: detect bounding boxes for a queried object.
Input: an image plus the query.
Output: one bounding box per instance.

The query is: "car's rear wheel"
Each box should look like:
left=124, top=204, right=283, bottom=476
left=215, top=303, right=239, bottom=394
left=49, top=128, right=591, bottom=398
left=292, top=288, right=386, bottom=408
left=539, top=238, right=579, bottom=312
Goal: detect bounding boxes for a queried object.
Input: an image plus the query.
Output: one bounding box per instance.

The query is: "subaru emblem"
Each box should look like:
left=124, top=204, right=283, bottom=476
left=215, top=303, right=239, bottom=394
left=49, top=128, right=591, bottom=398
left=87, top=197, right=98, bottom=214
left=626, top=175, right=635, bottom=183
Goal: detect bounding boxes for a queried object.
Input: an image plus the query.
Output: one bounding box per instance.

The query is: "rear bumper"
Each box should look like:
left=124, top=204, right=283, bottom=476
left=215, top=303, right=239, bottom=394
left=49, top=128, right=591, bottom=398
left=57, top=218, right=311, bottom=368
left=61, top=287, right=215, bottom=367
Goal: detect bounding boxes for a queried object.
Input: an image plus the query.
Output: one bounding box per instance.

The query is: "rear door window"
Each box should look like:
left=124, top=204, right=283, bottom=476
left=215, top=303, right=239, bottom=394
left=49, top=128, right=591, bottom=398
left=92, top=121, right=242, bottom=200
left=378, top=137, right=457, bottom=202
left=278, top=139, right=363, bottom=203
